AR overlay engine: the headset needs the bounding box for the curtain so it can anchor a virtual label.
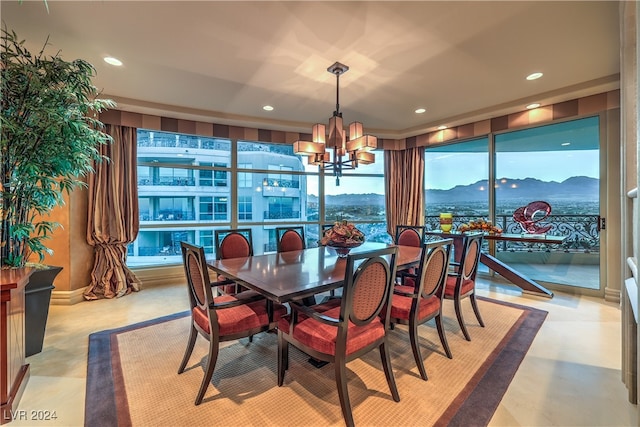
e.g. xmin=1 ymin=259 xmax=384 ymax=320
xmin=384 ymin=147 xmax=425 ymax=240
xmin=84 ymin=125 xmax=141 ymax=300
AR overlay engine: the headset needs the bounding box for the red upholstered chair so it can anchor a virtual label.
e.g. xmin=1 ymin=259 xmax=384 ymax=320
xmin=395 ymin=225 xmax=424 ymax=247
xmin=213 ymin=229 xmax=253 ymax=294
xmin=277 ymin=246 xmax=400 ymax=427
xmin=444 ymin=232 xmax=484 ymax=341
xmin=276 ymin=226 xmax=306 ymax=252
xmin=178 ymin=242 xmax=287 ymax=405
xmin=395 ymin=225 xmax=424 ymax=286
xmin=390 ymin=238 xmax=453 ymax=380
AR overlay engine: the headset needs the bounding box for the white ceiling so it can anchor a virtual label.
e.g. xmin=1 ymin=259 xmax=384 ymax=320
xmin=1 ymin=1 xmax=621 ymax=139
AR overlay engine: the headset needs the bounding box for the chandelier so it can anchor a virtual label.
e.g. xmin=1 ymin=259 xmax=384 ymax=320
xmin=293 ymin=62 xmax=377 ymax=185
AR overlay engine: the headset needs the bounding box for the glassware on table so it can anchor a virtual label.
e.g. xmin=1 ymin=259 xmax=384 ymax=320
xmin=439 ymin=212 xmax=453 ymax=232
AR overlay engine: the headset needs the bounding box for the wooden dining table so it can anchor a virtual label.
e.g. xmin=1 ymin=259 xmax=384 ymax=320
xmin=206 ymin=242 xmax=423 ymax=304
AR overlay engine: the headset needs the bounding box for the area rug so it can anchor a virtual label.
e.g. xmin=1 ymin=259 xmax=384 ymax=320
xmin=85 ymin=297 xmax=547 ymax=427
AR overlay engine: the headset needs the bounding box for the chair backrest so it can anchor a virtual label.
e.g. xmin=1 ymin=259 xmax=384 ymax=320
xmin=458 ymin=232 xmax=483 ymax=282
xmin=276 ymin=226 xmax=306 ymax=252
xmin=180 ymin=241 xmax=214 ymax=314
xmin=395 ymin=225 xmax=424 ymax=247
xmin=214 ymin=229 xmax=253 ymax=260
xmin=416 ymin=239 xmax=452 ymax=298
xmin=339 ymin=246 xmax=398 ymax=339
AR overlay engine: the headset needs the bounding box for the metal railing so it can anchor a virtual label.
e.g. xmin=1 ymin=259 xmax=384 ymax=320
xmin=425 ymin=214 xmax=600 ymax=253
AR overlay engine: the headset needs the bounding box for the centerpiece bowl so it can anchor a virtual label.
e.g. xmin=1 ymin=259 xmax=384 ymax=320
xmin=326 ymin=240 xmax=364 ymax=258
xmin=320 ymin=221 xmax=365 ymax=258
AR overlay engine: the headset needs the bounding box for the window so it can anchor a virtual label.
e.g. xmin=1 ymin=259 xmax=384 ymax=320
xmin=322 ymin=150 xmax=389 ymax=244
xmin=266 ymin=197 xmax=296 ymax=220
xmin=238 ymin=196 xmax=252 ymax=220
xmin=130 ymin=132 xmax=386 ymax=266
xmin=199 ymin=162 xmax=213 ymax=186
xmin=200 ymin=196 xmax=228 ymax=221
xmin=214 ymin=197 xmax=228 ymax=220
xmin=199 ymin=197 xmax=213 ymax=220
xmin=238 ymin=163 xmax=252 ymax=188
xmin=214 ymin=163 xmax=228 ymax=187
xmin=424 ymin=137 xmax=489 ymax=229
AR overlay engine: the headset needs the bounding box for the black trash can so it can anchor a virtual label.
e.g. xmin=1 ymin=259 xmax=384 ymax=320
xmin=25 ymin=266 xmax=62 ymax=357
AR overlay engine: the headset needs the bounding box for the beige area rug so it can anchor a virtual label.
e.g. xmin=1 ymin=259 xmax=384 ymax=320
xmin=85 ymin=297 xmax=547 ymax=427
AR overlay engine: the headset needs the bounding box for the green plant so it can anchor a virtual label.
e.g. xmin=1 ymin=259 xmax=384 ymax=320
xmin=1 ymin=28 xmax=115 ymax=267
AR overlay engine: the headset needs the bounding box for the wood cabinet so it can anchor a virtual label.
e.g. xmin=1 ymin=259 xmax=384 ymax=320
xmin=1 ymin=268 xmax=32 ymax=424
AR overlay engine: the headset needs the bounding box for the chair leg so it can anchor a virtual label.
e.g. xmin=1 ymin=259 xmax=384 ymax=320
xmin=435 ymin=314 xmax=453 ymax=359
xmin=470 ymin=293 xmax=485 ymax=327
xmin=408 ymin=322 xmax=427 ymax=380
xmin=178 ymin=325 xmax=198 ymax=374
xmin=195 ymin=338 xmax=219 ymax=406
xmin=454 ymin=297 xmax=471 ymax=341
xmin=335 ymin=361 xmax=355 ymax=427
xmin=277 ymin=331 xmax=288 ymax=386
xmin=379 ymin=341 xmax=400 ymax=402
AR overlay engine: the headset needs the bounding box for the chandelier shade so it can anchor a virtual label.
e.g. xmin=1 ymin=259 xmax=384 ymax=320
xmin=293 ymin=61 xmax=377 ymax=185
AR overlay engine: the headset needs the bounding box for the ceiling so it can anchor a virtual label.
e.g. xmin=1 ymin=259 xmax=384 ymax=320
xmin=1 ymin=1 xmax=621 ymax=139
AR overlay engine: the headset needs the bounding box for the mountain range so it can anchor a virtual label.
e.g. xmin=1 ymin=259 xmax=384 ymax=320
xmin=308 ymin=176 xmax=599 ymax=205
xmin=426 ymin=176 xmax=599 ymax=203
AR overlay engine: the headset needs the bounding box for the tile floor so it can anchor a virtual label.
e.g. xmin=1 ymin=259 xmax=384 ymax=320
xmin=8 ymin=278 xmax=639 ymax=426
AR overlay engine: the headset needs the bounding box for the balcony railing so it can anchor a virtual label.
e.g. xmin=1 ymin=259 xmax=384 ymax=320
xmin=262 ymin=178 xmax=300 ymax=189
xmin=140 ymin=210 xmax=196 ymax=221
xmin=138 ymin=177 xmax=196 ymax=186
xmin=263 ymin=210 xmax=301 ymax=220
xmin=425 ymin=214 xmax=600 ymax=254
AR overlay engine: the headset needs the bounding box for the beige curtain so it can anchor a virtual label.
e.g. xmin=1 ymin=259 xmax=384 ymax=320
xmin=84 ymin=125 xmax=141 ymax=300
xmin=384 ymin=148 xmax=425 ymax=239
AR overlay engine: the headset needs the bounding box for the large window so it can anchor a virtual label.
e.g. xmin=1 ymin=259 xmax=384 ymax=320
xmin=322 ymin=151 xmax=390 ymax=244
xmin=424 ymin=137 xmax=489 ymax=229
xmin=129 ymin=131 xmax=387 ymax=266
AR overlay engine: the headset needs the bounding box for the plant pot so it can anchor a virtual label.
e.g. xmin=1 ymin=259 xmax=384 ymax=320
xmin=25 ymin=265 xmax=62 ymax=357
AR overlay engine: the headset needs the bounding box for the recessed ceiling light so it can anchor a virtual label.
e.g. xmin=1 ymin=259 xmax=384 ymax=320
xmin=263 ymin=105 xmax=274 ymax=111
xmin=526 ymin=103 xmax=541 ymax=109
xmin=437 ymin=125 xmax=447 ymax=130
xmin=415 ymin=108 xmax=426 ymax=114
xmin=561 ymin=142 xmax=571 ymax=146
xmin=103 ymin=56 xmax=123 ymax=66
xmin=526 ymin=72 xmax=543 ymax=80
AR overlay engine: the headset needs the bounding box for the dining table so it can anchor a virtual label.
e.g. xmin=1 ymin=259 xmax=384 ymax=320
xmin=206 ymin=242 xmax=423 ymax=304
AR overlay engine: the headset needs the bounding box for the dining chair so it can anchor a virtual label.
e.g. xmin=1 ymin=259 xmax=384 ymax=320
xmin=276 ymin=226 xmax=306 ymax=252
xmin=394 ymin=225 xmax=425 ymax=286
xmin=390 ymin=238 xmax=453 ymax=380
xmin=277 ymin=246 xmax=400 ymax=427
xmin=213 ymin=228 xmax=254 ymax=294
xmin=444 ymin=232 xmax=484 ymax=341
xmin=395 ymin=225 xmax=424 ymax=247
xmin=178 ymin=242 xmax=287 ymax=405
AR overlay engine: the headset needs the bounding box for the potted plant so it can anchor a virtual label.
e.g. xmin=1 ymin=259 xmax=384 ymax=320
xmin=1 ymin=28 xmax=114 ymax=355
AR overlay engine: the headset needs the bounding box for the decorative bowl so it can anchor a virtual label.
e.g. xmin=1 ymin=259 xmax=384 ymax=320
xmin=326 ymin=241 xmax=364 ymax=258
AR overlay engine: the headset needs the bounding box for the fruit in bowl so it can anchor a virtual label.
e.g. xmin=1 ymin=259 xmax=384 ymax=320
xmin=457 ymin=218 xmax=502 ymax=234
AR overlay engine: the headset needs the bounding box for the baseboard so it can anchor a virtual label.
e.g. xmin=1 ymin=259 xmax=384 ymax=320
xmin=51 ymin=287 xmax=87 ymax=305
xmin=132 ymin=265 xmax=184 ymax=288
xmin=50 ymin=266 xmax=184 ymax=305
xmin=604 ymin=286 xmax=621 ymax=304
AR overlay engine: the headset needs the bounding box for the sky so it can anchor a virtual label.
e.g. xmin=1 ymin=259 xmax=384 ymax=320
xmin=425 ymin=150 xmax=599 ymax=190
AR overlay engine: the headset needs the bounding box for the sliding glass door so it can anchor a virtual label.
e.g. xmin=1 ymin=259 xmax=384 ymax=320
xmin=494 ymin=116 xmax=600 ymax=291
